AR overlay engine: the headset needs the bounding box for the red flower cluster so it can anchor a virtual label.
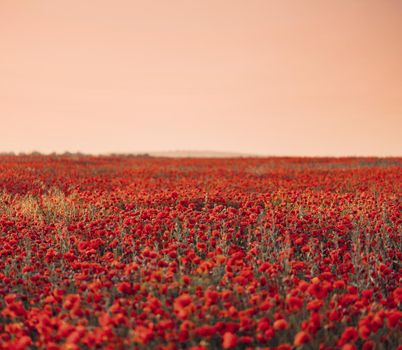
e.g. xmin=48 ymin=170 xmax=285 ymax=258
xmin=0 ymin=155 xmax=401 ymax=349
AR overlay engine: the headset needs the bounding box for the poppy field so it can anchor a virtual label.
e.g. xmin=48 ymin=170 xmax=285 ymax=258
xmin=0 ymin=155 xmax=401 ymax=350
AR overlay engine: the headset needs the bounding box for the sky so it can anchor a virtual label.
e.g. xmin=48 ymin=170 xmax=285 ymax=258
xmin=0 ymin=0 xmax=401 ymax=156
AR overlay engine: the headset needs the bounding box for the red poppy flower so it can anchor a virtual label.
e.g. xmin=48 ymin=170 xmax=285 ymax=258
xmin=294 ymin=331 xmax=311 ymax=346
xmin=222 ymin=332 xmax=237 ymax=349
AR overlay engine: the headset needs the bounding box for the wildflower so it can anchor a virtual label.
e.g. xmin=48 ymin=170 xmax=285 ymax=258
xmin=222 ymin=332 xmax=237 ymax=349
xmin=273 ymin=319 xmax=289 ymax=330
xmin=294 ymin=331 xmax=311 ymax=346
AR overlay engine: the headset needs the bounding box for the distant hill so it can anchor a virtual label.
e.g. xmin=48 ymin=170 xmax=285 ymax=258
xmin=148 ymin=151 xmax=257 ymax=158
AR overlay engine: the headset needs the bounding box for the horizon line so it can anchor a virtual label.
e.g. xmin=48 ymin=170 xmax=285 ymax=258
xmin=0 ymin=150 xmax=401 ymax=159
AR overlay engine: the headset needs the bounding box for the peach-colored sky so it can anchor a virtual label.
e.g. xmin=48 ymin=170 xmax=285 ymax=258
xmin=1 ymin=0 xmax=401 ymax=156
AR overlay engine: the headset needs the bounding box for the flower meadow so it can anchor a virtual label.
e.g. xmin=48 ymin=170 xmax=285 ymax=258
xmin=0 ymin=155 xmax=401 ymax=350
